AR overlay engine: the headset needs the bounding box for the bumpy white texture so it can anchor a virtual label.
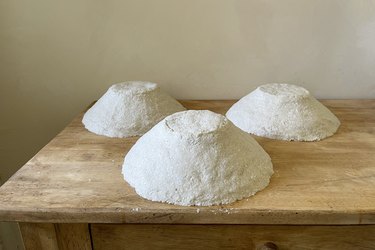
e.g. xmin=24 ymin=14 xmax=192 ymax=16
xmin=122 ymin=110 xmax=273 ymax=206
xmin=82 ymin=81 xmax=185 ymax=138
xmin=226 ymin=83 xmax=340 ymax=141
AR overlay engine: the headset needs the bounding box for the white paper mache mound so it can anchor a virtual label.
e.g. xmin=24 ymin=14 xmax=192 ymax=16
xmin=226 ymin=83 xmax=340 ymax=141
xmin=122 ymin=110 xmax=273 ymax=206
xmin=82 ymin=81 xmax=185 ymax=138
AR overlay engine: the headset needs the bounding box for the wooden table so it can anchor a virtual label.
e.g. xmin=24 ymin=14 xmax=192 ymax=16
xmin=0 ymin=100 xmax=375 ymax=250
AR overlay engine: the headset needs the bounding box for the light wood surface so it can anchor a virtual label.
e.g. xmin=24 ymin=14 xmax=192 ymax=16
xmin=0 ymin=100 xmax=374 ymax=224
xmin=19 ymin=223 xmax=92 ymax=250
xmin=19 ymin=223 xmax=59 ymax=250
xmin=91 ymin=224 xmax=375 ymax=250
xmin=54 ymin=224 xmax=92 ymax=250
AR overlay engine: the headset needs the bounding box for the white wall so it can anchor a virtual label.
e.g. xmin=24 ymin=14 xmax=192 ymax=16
xmin=1 ymin=0 xmax=375 ymax=102
xmin=1 ymin=0 xmax=375 ymax=249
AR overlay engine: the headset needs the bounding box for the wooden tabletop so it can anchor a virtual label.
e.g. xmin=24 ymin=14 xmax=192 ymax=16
xmin=0 ymin=100 xmax=374 ymax=225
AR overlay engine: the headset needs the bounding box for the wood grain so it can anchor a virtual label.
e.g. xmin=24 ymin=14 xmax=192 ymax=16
xmin=19 ymin=223 xmax=92 ymax=250
xmin=19 ymin=223 xmax=59 ymax=250
xmin=0 ymin=100 xmax=374 ymax=224
xmin=55 ymin=224 xmax=92 ymax=250
xmin=91 ymin=224 xmax=375 ymax=250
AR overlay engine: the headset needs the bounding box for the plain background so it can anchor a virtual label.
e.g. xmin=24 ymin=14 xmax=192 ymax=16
xmin=1 ymin=0 xmax=375 ymax=249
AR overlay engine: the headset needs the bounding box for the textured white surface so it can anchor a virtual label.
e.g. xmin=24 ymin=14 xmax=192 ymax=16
xmin=226 ymin=83 xmax=341 ymax=141
xmin=82 ymin=81 xmax=185 ymax=138
xmin=2 ymin=1 xmax=375 ymax=248
xmin=122 ymin=110 xmax=273 ymax=206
